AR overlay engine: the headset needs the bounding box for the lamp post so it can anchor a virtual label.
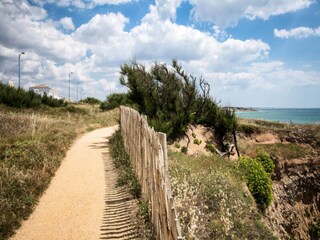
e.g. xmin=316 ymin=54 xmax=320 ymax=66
xmin=68 ymin=72 xmax=73 ymax=102
xmin=77 ymin=82 xmax=80 ymax=102
xmin=81 ymin=89 xmax=85 ymax=100
xmin=18 ymin=52 xmax=25 ymax=89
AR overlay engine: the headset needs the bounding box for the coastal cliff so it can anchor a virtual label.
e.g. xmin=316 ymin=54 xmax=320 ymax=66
xmin=238 ymin=120 xmax=320 ymax=239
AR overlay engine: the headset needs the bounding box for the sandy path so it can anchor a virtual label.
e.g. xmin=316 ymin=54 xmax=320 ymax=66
xmin=11 ymin=126 xmax=118 ymax=240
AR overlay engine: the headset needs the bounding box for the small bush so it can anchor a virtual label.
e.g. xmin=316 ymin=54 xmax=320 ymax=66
xmin=192 ymin=133 xmax=196 ymax=138
xmin=239 ymin=156 xmax=273 ymax=210
xmin=181 ymin=146 xmax=188 ymax=154
xmin=255 ymin=152 xmax=275 ymax=174
xmin=80 ymin=97 xmax=101 ymax=105
xmin=238 ymin=124 xmax=261 ymax=135
xmin=174 ymin=143 xmax=180 ymax=148
xmin=100 ymin=93 xmax=129 ymax=111
xmin=0 ymin=82 xmax=66 ymax=108
xmin=193 ymin=139 xmax=201 ymax=145
xmin=205 ymin=143 xmax=216 ymax=154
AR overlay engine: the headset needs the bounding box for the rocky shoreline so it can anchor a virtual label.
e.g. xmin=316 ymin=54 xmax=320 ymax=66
xmin=223 ymin=106 xmax=257 ymax=112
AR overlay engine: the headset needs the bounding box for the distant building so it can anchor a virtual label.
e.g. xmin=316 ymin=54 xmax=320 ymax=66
xmin=29 ymin=84 xmax=51 ymax=96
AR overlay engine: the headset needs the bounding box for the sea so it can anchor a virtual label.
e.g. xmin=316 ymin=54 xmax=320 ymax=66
xmin=236 ymin=108 xmax=320 ymax=124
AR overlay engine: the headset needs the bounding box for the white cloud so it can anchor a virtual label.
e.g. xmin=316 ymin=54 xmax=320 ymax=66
xmin=59 ymin=17 xmax=75 ymax=31
xmin=155 ymin=0 xmax=182 ymax=20
xmin=10 ymin=0 xmax=48 ymax=20
xmin=93 ymin=0 xmax=133 ymax=5
xmin=74 ymin=13 xmax=129 ymax=44
xmin=274 ymin=26 xmax=320 ymax=39
xmin=1 ymin=0 xmax=319 ymax=106
xmin=0 ymin=0 xmax=86 ymax=62
xmin=31 ymin=0 xmax=133 ymax=8
xmin=189 ymin=0 xmax=313 ymax=28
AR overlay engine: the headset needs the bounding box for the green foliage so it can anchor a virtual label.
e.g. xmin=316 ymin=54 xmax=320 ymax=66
xmin=215 ymin=108 xmax=238 ymax=142
xmin=80 ymin=97 xmax=101 ymax=105
xmin=0 ymin=82 xmax=66 ymax=108
xmin=239 ymin=156 xmax=273 ymax=210
xmin=193 ymin=139 xmax=201 ymax=145
xmin=109 ymin=130 xmax=141 ymax=198
xmin=174 ymin=143 xmax=180 ymax=148
xmin=100 ymin=93 xmax=129 ymax=111
xmin=181 ymin=146 xmax=188 ymax=154
xmin=256 ymin=143 xmax=307 ymax=160
xmin=198 ymin=103 xmax=239 ymax=147
xmin=119 ymin=60 xmax=211 ymax=140
xmin=309 ymin=218 xmax=320 ymax=240
xmin=255 ymin=152 xmax=275 ymax=174
xmin=169 ymin=151 xmax=277 ymax=239
xmin=192 ymin=133 xmax=196 ymax=138
xmin=238 ymin=124 xmax=261 ymax=135
xmin=205 ymin=143 xmax=216 ymax=154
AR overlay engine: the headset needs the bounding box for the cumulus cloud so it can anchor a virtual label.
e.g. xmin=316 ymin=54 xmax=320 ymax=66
xmin=0 ymin=0 xmax=86 ymax=62
xmin=1 ymin=0 xmax=319 ymax=105
xmin=189 ymin=0 xmax=313 ymax=28
xmin=31 ymin=0 xmax=133 ymax=8
xmin=74 ymin=13 xmax=129 ymax=44
xmin=155 ymin=0 xmax=182 ymax=20
xmin=59 ymin=17 xmax=75 ymax=31
xmin=274 ymin=26 xmax=320 ymax=39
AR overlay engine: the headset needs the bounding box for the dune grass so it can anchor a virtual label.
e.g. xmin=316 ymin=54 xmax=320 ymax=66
xmin=169 ymin=151 xmax=276 ymax=239
xmin=0 ymin=105 xmax=118 ymax=239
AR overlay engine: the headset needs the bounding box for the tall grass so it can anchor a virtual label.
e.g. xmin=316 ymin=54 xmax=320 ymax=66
xmin=0 ymin=106 xmax=118 ymax=239
xmin=169 ymin=151 xmax=276 ymax=239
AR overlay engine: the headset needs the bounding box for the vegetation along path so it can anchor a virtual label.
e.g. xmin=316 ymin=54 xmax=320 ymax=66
xmin=11 ymin=125 xmax=139 ymax=240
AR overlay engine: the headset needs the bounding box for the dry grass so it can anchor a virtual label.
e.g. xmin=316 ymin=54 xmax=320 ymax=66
xmin=0 ymin=105 xmax=119 ymax=239
xmin=169 ymin=151 xmax=276 ymax=239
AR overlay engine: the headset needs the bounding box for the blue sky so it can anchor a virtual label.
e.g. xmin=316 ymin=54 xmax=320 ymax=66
xmin=0 ymin=0 xmax=319 ymax=107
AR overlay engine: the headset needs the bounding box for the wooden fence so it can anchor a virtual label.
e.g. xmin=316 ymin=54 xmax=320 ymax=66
xmin=120 ymin=106 xmax=183 ymax=240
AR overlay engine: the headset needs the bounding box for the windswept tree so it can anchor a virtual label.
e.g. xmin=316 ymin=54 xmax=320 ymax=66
xmin=120 ymin=60 xmax=210 ymax=140
xmin=119 ymin=60 xmax=240 ymax=157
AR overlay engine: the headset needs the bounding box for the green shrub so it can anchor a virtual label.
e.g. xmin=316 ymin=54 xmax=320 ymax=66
xmin=174 ymin=143 xmax=180 ymax=148
xmin=109 ymin=130 xmax=141 ymax=198
xmin=80 ymin=97 xmax=101 ymax=105
xmin=309 ymin=218 xmax=320 ymax=240
xmin=193 ymin=139 xmax=201 ymax=145
xmin=192 ymin=133 xmax=196 ymax=138
xmin=0 ymin=82 xmax=66 ymax=108
xmin=205 ymin=143 xmax=216 ymax=154
xmin=120 ymin=60 xmax=211 ymax=140
xmin=181 ymin=146 xmax=188 ymax=154
xmin=239 ymin=124 xmax=260 ymax=135
xmin=100 ymin=93 xmax=129 ymax=111
xmin=239 ymin=156 xmax=272 ymax=210
xmin=255 ymin=152 xmax=275 ymax=174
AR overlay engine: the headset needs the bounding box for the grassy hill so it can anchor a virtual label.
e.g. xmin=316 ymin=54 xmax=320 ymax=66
xmin=0 ymin=103 xmax=118 ymax=239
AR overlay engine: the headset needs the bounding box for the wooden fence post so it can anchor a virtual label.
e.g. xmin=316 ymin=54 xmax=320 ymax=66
xmin=120 ymin=106 xmax=183 ymax=240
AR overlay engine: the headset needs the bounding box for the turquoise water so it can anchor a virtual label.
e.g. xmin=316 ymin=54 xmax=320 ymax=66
xmin=236 ymin=108 xmax=320 ymax=124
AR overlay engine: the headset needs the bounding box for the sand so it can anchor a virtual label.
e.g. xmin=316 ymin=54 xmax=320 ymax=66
xmin=11 ymin=126 xmax=118 ymax=240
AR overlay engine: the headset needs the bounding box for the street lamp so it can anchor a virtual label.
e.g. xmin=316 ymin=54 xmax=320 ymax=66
xmin=81 ymin=89 xmax=85 ymax=100
xmin=77 ymin=82 xmax=80 ymax=102
xmin=18 ymin=52 xmax=25 ymax=89
xmin=68 ymin=72 xmax=73 ymax=101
